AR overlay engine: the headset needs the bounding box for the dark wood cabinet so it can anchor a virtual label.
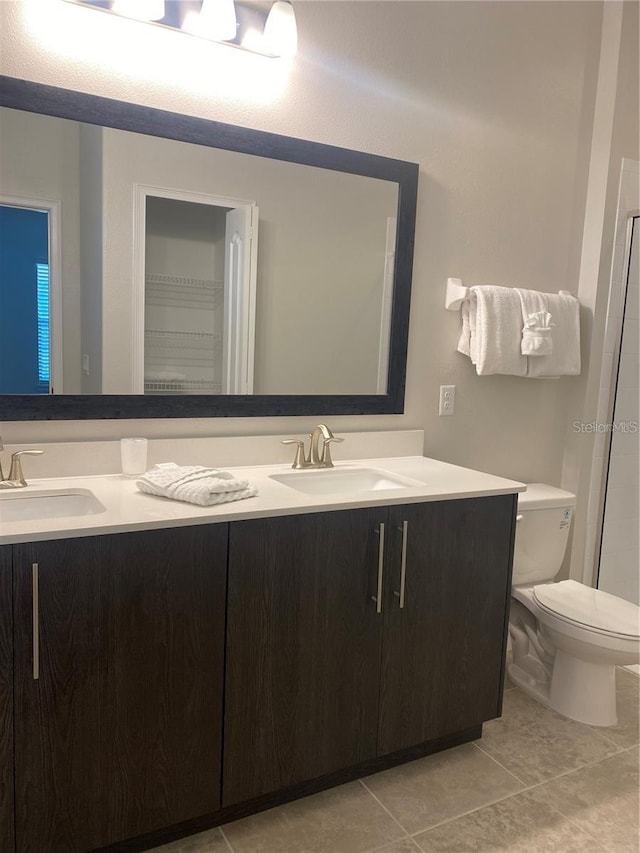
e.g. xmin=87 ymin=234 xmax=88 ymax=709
xmin=0 ymin=547 xmax=13 ymax=853
xmin=5 ymin=493 xmax=516 ymax=851
xmin=223 ymin=508 xmax=385 ymax=805
xmin=12 ymin=525 xmax=228 ymax=853
xmin=377 ymin=496 xmax=516 ymax=754
xmin=223 ymin=496 xmax=516 ymax=806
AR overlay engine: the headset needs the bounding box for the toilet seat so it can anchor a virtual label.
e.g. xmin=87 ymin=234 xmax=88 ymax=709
xmin=533 ymin=580 xmax=640 ymax=640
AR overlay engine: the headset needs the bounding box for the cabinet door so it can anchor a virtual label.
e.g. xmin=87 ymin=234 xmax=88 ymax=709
xmin=378 ymin=496 xmax=516 ymax=755
xmin=224 ymin=509 xmax=384 ymax=805
xmin=13 ymin=525 xmax=227 ymax=852
xmin=0 ymin=547 xmax=13 ymax=853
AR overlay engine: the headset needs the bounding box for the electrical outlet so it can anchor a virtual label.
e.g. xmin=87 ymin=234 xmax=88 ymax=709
xmin=438 ymin=384 xmax=455 ymax=416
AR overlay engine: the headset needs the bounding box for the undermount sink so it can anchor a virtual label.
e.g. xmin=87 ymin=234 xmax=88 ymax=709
xmin=0 ymin=488 xmax=107 ymax=523
xmin=270 ymin=467 xmax=422 ymax=496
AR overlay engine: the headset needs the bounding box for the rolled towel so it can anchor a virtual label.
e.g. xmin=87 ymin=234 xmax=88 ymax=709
xmin=137 ymin=463 xmax=258 ymax=507
xmin=522 ymin=310 xmax=554 ymax=357
xmin=515 ymin=289 xmax=555 ymax=357
xmin=526 ymin=291 xmax=581 ymax=377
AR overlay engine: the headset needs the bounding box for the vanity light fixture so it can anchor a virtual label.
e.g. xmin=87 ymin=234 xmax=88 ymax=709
xmin=262 ymin=1 xmax=297 ymax=58
xmin=183 ymin=0 xmax=237 ymax=43
xmin=111 ymin=0 xmax=165 ymax=21
xmin=64 ymin=0 xmax=298 ymax=57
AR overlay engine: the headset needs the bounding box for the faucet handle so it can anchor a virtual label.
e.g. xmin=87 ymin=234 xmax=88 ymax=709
xmin=282 ymin=439 xmax=309 ymax=469
xmin=8 ymin=449 xmax=44 ymax=487
xmin=320 ymin=436 xmax=344 ymax=468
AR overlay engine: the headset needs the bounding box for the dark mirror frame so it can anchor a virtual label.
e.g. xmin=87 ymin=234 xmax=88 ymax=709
xmin=0 ymin=75 xmax=418 ymax=420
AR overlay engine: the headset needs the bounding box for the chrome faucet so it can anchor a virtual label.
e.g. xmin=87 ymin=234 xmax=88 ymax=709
xmin=282 ymin=424 xmax=344 ymax=469
xmin=0 ymin=435 xmax=44 ymax=488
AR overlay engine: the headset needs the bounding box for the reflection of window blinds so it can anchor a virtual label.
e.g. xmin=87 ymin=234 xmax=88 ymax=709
xmin=36 ymin=263 xmax=50 ymax=384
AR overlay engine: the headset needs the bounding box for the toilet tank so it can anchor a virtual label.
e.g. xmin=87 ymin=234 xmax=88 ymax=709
xmin=512 ymin=483 xmax=577 ymax=585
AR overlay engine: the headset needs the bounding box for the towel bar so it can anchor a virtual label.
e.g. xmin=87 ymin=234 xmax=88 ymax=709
xmin=445 ymin=277 xmax=576 ymax=311
xmin=445 ymin=278 xmax=473 ymax=310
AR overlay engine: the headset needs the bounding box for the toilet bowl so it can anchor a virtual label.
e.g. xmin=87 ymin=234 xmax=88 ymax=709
xmin=508 ymin=483 xmax=640 ymax=727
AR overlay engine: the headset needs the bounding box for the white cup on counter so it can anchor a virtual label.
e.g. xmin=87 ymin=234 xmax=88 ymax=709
xmin=120 ymin=437 xmax=148 ymax=477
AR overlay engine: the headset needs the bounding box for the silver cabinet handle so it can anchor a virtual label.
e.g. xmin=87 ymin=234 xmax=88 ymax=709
xmin=32 ymin=563 xmax=39 ymax=680
xmin=394 ymin=520 xmax=408 ymax=609
xmin=371 ymin=522 xmax=385 ymax=613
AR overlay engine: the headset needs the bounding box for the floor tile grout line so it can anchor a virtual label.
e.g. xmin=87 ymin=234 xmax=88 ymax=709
xmin=362 ymin=834 xmax=418 ymax=853
xmin=507 ymin=741 xmax=630 ymax=794
xmin=534 ymin=795 xmax=610 ymax=851
xmin=212 ymin=740 xmax=636 ymax=853
xmin=358 ymin=777 xmax=413 ymax=839
xmin=400 ymin=742 xmax=634 ymax=842
xmin=473 ymin=730 xmax=629 ymax=791
xmin=400 ymin=784 xmax=541 ymax=841
xmin=218 ymin=825 xmax=235 ymax=853
xmin=405 ymin=791 xmax=611 ymax=853
xmin=589 ymin=724 xmax=633 ymax=751
xmin=470 ymin=740 xmax=528 ymax=786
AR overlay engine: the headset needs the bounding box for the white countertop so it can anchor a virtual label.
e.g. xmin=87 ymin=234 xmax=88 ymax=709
xmin=0 ymin=455 xmax=526 ymax=545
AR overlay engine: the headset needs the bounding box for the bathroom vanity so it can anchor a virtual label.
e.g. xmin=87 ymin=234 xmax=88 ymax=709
xmin=0 ymin=447 xmax=524 ymax=853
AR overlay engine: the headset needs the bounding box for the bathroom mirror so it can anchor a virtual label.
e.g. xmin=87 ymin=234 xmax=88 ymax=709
xmin=0 ymin=76 xmax=418 ymax=419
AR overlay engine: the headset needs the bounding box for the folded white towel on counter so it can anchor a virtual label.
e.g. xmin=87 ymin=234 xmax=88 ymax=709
xmin=137 ymin=463 xmax=258 ymax=507
xmin=515 ymin=288 xmax=555 ymax=357
xmin=526 ymin=291 xmax=581 ymax=377
xmin=457 ymin=285 xmax=528 ymax=376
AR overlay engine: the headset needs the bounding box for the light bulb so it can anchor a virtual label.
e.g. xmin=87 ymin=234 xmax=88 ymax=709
xmin=262 ymin=1 xmax=297 ymax=57
xmin=111 ymin=0 xmax=165 ymax=22
xmin=182 ymin=0 xmax=237 ymax=42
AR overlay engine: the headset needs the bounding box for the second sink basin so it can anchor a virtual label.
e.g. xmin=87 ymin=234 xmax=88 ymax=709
xmin=270 ymin=467 xmax=422 ymax=495
xmin=0 ymin=488 xmax=107 ymax=523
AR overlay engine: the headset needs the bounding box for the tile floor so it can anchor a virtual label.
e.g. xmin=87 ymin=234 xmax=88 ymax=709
xmin=154 ymin=668 xmax=639 ymax=853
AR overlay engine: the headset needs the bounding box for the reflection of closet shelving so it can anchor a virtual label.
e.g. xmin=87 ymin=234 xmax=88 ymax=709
xmin=145 ymin=329 xmax=223 ymax=370
xmin=145 ymin=329 xmax=221 ymax=346
xmin=144 ymin=274 xmax=224 ymax=393
xmin=143 ymin=197 xmax=228 ymax=396
xmin=145 ymin=273 xmax=223 ymax=307
xmin=144 ymin=378 xmax=223 ymax=394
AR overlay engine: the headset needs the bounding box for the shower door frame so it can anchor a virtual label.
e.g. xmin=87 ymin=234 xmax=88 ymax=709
xmin=583 ymin=157 xmax=640 ymax=592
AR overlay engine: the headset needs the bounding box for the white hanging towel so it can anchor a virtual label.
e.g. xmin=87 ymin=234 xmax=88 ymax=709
xmin=457 ymin=300 xmax=472 ymax=357
xmin=515 ymin=288 xmax=554 ymax=357
xmin=457 ymin=285 xmax=528 ymax=376
xmin=525 ymin=291 xmax=581 ymax=377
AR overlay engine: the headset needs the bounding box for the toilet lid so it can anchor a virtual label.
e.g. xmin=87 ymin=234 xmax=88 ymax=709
xmin=533 ymin=580 xmax=640 ymax=638
xmin=518 ymin=483 xmax=576 ymax=511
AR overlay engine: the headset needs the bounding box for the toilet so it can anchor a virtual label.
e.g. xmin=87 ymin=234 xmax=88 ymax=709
xmin=508 ymin=483 xmax=640 ymax=727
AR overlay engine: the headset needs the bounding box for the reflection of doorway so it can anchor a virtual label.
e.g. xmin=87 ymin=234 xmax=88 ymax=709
xmin=0 ymin=198 xmax=61 ymax=394
xmin=132 ymin=185 xmax=258 ymax=395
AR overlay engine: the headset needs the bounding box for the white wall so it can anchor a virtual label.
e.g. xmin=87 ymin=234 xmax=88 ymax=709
xmin=79 ymin=122 xmax=103 ymax=394
xmin=0 ymin=1 xmax=605 ymax=492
